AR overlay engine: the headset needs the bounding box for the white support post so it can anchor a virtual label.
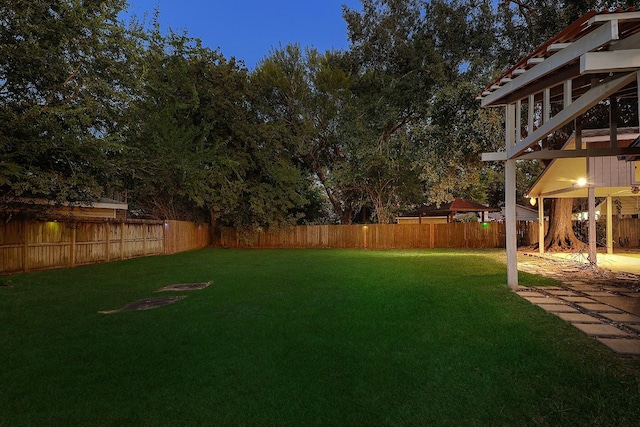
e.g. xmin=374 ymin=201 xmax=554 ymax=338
xmin=587 ymin=158 xmax=597 ymax=265
xmin=538 ymin=196 xmax=545 ymax=254
xmin=606 ymin=196 xmax=613 ymax=255
xmin=564 ymin=79 xmax=573 ymax=107
xmin=516 ymin=100 xmax=522 ymax=142
xmin=528 ymin=94 xmax=535 ymax=136
xmin=543 ymin=88 xmax=551 ymax=123
xmin=505 ymin=103 xmax=518 ymax=289
xmin=637 ymin=72 xmax=640 ymax=126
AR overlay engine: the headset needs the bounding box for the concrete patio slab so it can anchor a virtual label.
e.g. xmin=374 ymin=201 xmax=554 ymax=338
xmin=577 ymin=303 xmax=623 ymax=313
xmin=538 ymin=304 xmax=579 ymax=313
xmin=544 ymin=289 xmax=578 ymax=296
xmin=600 ymin=313 xmax=640 ymax=324
xmin=572 ymin=323 xmax=630 ymax=337
xmin=583 ymin=291 xmax=616 ymax=297
xmin=556 ymin=312 xmax=602 ymax=323
xmin=524 ymin=296 xmax=563 ymax=305
xmin=596 ymin=338 xmax=640 ymax=355
xmin=592 ymin=297 xmax=640 ymax=316
xmin=561 ymin=296 xmax=595 ymax=303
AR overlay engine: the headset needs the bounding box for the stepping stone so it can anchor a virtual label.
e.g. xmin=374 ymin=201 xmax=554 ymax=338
xmin=577 ymin=303 xmax=623 ymax=313
xmin=623 ymin=293 xmax=640 ymax=298
xmin=545 ymin=289 xmax=577 ymax=296
xmin=516 ymin=291 xmax=544 ymax=298
xmin=556 ymin=312 xmax=602 ymax=323
xmin=572 ymin=323 xmax=630 ymax=337
xmin=99 ymin=296 xmax=186 ymax=314
xmin=596 ymin=338 xmax=640 ymax=355
xmin=561 ymin=296 xmax=595 ymax=303
xmin=603 ymin=287 xmax=633 ymax=293
xmin=524 ymin=296 xmax=563 ymax=305
xmin=600 ymin=313 xmax=640 ymax=324
xmin=158 ymin=281 xmax=212 ymax=292
xmin=583 ymin=291 xmax=613 ymax=297
xmin=538 ymin=304 xmax=579 ymax=313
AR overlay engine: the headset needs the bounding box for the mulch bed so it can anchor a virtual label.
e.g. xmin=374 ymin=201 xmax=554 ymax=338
xmin=519 ymin=252 xmax=640 ymax=291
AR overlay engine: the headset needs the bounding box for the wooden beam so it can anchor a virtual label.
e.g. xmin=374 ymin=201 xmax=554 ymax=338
xmin=507 ymin=72 xmax=638 ymax=159
xmin=580 ymin=50 xmax=640 ymax=74
xmin=548 ymin=43 xmax=573 ymax=52
xmin=481 ymin=20 xmax=619 ymax=107
xmin=516 ymin=147 xmax=640 ymax=160
xmin=481 ymin=151 xmax=507 ymax=161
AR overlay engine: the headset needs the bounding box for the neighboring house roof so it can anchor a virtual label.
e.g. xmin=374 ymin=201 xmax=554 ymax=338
xmin=5 ymin=197 xmax=128 ymax=219
xmin=596 ymin=196 xmax=640 ymax=215
xmin=488 ymin=205 xmax=545 ymax=222
xmin=527 ymin=127 xmax=640 ymax=199
xmin=402 ymin=198 xmax=499 ymax=217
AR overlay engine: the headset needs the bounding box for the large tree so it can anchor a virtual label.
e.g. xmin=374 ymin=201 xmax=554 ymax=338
xmin=251 ymin=45 xmax=366 ymax=224
xmin=0 ymin=0 xmax=139 ymax=214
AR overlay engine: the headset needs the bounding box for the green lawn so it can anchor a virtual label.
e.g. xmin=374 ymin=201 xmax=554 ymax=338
xmin=1 ymin=249 xmax=639 ymax=426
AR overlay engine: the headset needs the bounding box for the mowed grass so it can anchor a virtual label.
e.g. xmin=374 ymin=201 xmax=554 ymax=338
xmin=1 ymin=249 xmax=640 ymax=426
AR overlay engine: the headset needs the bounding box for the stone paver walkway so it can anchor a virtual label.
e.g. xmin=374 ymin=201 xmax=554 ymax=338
xmin=517 ymin=253 xmax=640 ymax=356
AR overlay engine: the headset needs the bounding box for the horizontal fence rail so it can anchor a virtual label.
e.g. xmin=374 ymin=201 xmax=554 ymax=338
xmin=217 ymin=223 xmax=508 ymax=249
xmin=0 ymin=219 xmax=210 ymax=274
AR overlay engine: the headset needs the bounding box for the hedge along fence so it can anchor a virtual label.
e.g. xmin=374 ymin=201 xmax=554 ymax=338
xmin=216 ymin=222 xmax=508 ymax=249
xmin=0 ymin=219 xmax=210 ymax=274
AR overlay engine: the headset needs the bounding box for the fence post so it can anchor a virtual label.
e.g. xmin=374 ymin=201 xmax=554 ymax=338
xmin=105 ymin=222 xmax=110 ymax=262
xmin=120 ymin=222 xmax=125 ymax=260
xmin=22 ymin=221 xmax=29 ymax=272
xmin=70 ymin=223 xmax=77 ymax=268
xmin=429 ymin=223 xmax=435 ymax=249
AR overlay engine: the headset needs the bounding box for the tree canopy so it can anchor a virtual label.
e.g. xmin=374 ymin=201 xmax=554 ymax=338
xmin=2 ymin=0 xmax=633 ymax=227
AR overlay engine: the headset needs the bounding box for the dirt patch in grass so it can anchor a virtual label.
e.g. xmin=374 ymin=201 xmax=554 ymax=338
xmin=158 ymin=281 xmax=211 ymax=292
xmin=99 ymin=296 xmax=186 ymax=314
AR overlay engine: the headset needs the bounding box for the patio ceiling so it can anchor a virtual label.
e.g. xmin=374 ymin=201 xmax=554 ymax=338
xmin=527 ymin=127 xmax=640 ymax=198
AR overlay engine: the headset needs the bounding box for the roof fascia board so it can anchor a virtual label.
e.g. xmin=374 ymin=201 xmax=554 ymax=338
xmin=481 ymin=20 xmax=619 ymax=107
xmin=580 ymin=50 xmax=640 ymax=74
xmin=507 ymin=72 xmax=638 ymax=159
xmin=588 ymin=11 xmax=640 ymax=24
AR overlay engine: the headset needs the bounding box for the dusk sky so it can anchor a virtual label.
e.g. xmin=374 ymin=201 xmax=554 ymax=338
xmin=123 ymin=1 xmax=363 ymax=69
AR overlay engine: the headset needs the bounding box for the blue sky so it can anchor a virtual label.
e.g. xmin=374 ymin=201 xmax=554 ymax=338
xmin=123 ymin=1 xmax=363 ymax=69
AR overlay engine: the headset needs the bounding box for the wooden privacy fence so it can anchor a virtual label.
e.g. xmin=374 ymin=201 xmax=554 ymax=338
xmin=613 ymin=218 xmax=640 ymax=248
xmin=217 ymin=222 xmax=508 ymax=249
xmin=0 ymin=219 xmax=210 ymax=274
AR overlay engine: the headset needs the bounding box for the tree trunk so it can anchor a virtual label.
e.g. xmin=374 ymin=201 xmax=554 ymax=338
xmin=544 ymin=198 xmax=585 ymax=251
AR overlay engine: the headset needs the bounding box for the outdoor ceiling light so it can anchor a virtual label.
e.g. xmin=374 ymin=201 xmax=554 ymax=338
xmin=576 ymin=177 xmax=587 ymax=187
xmin=529 ymin=197 xmax=537 ymax=206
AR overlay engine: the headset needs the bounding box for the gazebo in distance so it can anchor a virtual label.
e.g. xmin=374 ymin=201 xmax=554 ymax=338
xmin=396 ymin=198 xmax=499 ymax=224
xmin=478 ymin=9 xmax=640 ymax=288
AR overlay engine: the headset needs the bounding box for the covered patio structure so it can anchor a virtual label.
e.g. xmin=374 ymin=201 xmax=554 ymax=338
xmin=478 ymin=9 xmax=640 ymax=288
